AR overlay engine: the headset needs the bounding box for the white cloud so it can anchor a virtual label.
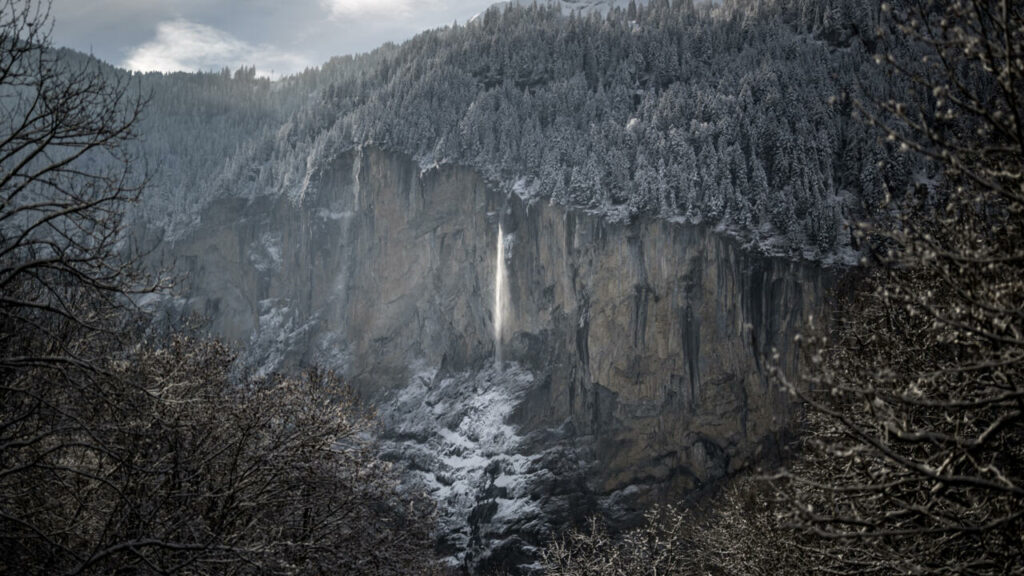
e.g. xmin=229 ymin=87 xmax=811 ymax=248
xmin=123 ymin=19 xmax=310 ymax=78
xmin=320 ymin=0 xmax=416 ymax=18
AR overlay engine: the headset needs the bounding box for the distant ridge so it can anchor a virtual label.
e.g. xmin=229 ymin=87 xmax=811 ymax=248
xmin=472 ymin=0 xmax=647 ymax=22
xmin=524 ymin=0 xmax=641 ymax=16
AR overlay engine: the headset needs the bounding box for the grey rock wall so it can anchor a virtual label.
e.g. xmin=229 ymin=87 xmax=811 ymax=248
xmin=150 ymin=146 xmax=830 ymax=572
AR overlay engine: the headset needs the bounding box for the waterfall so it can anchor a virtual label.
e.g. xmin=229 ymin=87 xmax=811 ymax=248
xmin=495 ymin=224 xmax=505 ymax=371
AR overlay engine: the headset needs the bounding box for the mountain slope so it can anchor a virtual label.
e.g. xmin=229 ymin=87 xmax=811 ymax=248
xmin=139 ymin=0 xmax=909 ymax=262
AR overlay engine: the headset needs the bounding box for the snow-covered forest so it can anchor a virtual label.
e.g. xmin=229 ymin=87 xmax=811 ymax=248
xmin=134 ymin=0 xmax=918 ymax=260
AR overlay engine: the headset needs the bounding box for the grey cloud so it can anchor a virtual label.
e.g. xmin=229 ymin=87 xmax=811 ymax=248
xmin=51 ymin=0 xmax=499 ymax=76
xmin=123 ymin=19 xmax=310 ymax=78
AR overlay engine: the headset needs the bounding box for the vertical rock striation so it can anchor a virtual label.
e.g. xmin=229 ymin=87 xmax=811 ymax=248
xmin=152 ymin=147 xmax=830 ymax=572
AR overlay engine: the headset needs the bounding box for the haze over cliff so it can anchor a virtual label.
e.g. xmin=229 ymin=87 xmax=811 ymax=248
xmin=142 ymin=144 xmax=826 ymax=571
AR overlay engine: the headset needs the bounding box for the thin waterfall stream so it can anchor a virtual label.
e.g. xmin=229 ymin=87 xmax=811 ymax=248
xmin=495 ymin=224 xmax=505 ymax=371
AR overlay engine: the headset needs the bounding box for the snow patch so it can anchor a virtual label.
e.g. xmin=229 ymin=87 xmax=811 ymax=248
xmin=511 ymin=177 xmax=542 ymax=203
xmin=243 ymin=298 xmax=318 ymax=378
xmin=315 ymin=207 xmax=354 ymax=221
xmin=249 ymin=232 xmax=283 ymax=272
xmin=378 ymin=363 xmax=545 ymax=569
xmin=502 ymin=231 xmax=516 ymax=264
xmin=414 ymin=153 xmax=442 ymax=175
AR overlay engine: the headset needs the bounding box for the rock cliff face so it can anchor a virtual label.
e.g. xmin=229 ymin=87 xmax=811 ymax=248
xmin=152 ymin=147 xmax=829 ymax=573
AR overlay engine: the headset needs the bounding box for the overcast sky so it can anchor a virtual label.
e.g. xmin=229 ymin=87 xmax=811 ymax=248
xmin=50 ymin=0 xmax=498 ymax=78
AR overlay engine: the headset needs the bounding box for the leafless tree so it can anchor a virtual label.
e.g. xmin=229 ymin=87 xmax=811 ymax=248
xmin=541 ymin=476 xmax=826 ymax=576
xmin=771 ymin=1 xmax=1024 ymax=573
xmin=1 ymin=3 xmax=441 ymax=573
xmin=2 ymin=334 xmax=440 ymax=575
xmin=0 ymin=0 xmax=152 ymax=372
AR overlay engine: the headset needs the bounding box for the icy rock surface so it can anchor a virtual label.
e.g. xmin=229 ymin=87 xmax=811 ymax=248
xmin=378 ymin=363 xmax=570 ymax=572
